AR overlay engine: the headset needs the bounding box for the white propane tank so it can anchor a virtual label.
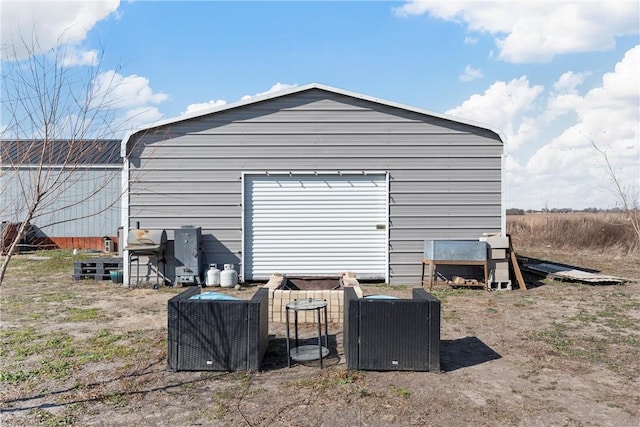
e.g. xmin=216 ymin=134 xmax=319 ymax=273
xmin=206 ymin=264 xmax=221 ymax=287
xmin=220 ymin=264 xmax=238 ymax=288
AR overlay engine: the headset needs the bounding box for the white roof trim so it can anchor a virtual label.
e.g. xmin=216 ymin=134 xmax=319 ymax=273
xmin=121 ymin=82 xmax=506 ymax=154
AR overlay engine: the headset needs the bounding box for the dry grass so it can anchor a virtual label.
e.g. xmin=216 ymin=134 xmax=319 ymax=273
xmin=508 ymin=212 xmax=638 ymax=255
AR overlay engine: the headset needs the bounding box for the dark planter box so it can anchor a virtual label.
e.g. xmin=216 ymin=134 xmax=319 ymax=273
xmin=344 ymin=287 xmax=440 ymax=371
xmin=167 ymin=287 xmax=269 ymax=371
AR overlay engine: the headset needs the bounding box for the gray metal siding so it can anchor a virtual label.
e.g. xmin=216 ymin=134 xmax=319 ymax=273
xmin=1 ymin=167 xmax=121 ymax=238
xmin=127 ymin=89 xmax=502 ymax=285
xmin=2 ymin=139 xmax=121 ymax=165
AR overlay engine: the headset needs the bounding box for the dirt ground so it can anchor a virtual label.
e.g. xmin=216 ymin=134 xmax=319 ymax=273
xmin=1 ymin=250 xmax=639 ymax=426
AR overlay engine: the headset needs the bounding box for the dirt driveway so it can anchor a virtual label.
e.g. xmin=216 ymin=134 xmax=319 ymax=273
xmin=1 ymin=252 xmax=639 ymax=426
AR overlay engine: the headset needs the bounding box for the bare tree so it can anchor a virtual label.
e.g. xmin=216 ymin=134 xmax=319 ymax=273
xmin=0 ymin=35 xmax=124 ymax=284
xmin=592 ymin=141 xmax=640 ymax=249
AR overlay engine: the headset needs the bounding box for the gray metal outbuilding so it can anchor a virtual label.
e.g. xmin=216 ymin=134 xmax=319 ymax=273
xmin=121 ymin=83 xmax=505 ymax=285
xmin=1 ymin=139 xmax=122 ymax=251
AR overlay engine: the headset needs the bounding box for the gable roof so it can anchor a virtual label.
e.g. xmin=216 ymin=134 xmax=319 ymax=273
xmin=122 ymin=83 xmax=506 ymax=153
xmin=1 ymin=139 xmax=121 ymax=166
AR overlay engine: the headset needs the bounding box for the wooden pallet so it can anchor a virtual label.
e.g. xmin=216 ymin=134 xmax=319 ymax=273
xmin=73 ymin=258 xmax=123 ymax=281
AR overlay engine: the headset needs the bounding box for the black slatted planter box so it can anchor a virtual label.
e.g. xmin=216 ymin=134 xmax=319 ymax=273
xmin=167 ymin=287 xmax=269 ymax=371
xmin=344 ymin=287 xmax=440 ymax=372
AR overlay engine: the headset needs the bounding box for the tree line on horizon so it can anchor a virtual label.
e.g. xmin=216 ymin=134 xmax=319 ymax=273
xmin=506 ymin=207 xmax=633 ymax=215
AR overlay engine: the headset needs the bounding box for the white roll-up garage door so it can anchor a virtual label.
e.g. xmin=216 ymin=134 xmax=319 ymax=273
xmin=243 ymin=173 xmax=388 ymax=281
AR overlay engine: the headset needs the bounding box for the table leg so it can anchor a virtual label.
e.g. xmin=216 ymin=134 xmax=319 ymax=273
xmin=428 ymin=261 xmax=435 ymax=291
xmin=323 ymin=304 xmax=328 ymax=349
xmin=483 ymin=261 xmax=489 ymax=292
xmin=316 ymin=307 xmax=323 ymax=368
xmin=294 ymin=310 xmax=299 ymax=349
xmin=285 ymin=306 xmax=291 ymax=368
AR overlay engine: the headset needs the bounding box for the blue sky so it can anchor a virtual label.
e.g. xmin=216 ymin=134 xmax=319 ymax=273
xmin=1 ymin=1 xmax=639 ymax=210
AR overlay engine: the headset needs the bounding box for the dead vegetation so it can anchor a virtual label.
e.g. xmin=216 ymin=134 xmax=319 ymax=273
xmin=508 ymin=212 xmax=639 ymax=255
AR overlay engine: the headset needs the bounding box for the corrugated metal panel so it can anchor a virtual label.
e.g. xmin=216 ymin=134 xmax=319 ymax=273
xmin=140 ymin=134 xmax=493 ymax=148
xmin=142 ymin=145 xmax=497 ymax=159
xmin=1 ymin=139 xmax=121 ymax=165
xmin=129 ymin=158 xmax=501 ymax=171
xmin=1 ymin=139 xmax=122 ymax=243
xmin=243 ymin=174 xmax=387 ymax=281
xmin=1 ymin=168 xmax=121 ymax=237
xmin=127 ymin=88 xmax=504 ymax=285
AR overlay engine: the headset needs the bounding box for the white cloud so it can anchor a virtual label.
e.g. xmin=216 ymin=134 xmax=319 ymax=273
xmin=459 ymin=64 xmax=483 ymax=82
xmin=180 ymin=82 xmax=298 ymax=116
xmin=87 ymin=70 xmax=168 ymax=136
xmin=179 ymin=82 xmax=297 ymax=118
xmin=446 ymin=77 xmax=544 ymax=151
xmin=240 ymin=82 xmax=298 ymax=101
xmin=60 ymin=48 xmax=100 ymax=67
xmin=394 ymin=1 xmax=639 ymax=63
xmin=464 ymin=36 xmax=478 ymax=45
xmin=118 ymin=106 xmax=164 ymax=134
xmin=92 ymin=70 xmax=168 ymax=109
xmin=182 ymin=100 xmax=227 ymax=116
xmin=447 ymin=45 xmax=639 ymax=208
xmin=553 ymin=71 xmax=590 ymax=93
xmin=530 ymin=45 xmax=640 ymax=176
xmin=1 ymin=0 xmax=120 ymax=63
xmin=520 ymin=46 xmax=638 ymax=209
xmin=536 ymin=71 xmax=591 ymax=123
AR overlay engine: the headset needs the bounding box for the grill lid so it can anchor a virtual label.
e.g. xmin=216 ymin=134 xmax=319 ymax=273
xmin=126 ymin=229 xmax=167 ymax=252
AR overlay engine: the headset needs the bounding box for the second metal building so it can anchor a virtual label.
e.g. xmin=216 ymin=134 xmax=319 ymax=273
xmin=121 ymin=83 xmax=505 ymax=285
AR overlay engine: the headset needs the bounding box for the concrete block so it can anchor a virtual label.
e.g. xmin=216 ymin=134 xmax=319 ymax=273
xmin=487 ymin=235 xmax=509 ymax=249
xmin=490 ymin=269 xmax=510 ymax=282
xmin=489 ymin=281 xmax=512 ymax=291
xmin=490 ymin=248 xmax=507 ymax=259
xmin=489 ymin=260 xmax=509 ymax=270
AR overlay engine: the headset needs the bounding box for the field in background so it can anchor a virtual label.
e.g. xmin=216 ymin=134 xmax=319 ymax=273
xmin=508 ymin=212 xmax=639 ymax=280
xmin=508 ymin=212 xmax=637 ymax=253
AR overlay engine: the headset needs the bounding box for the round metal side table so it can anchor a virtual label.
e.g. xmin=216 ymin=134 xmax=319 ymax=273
xmin=285 ymin=298 xmax=329 ymax=368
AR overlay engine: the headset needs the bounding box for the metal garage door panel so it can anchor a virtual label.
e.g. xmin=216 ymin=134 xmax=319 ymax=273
xmin=244 ymin=174 xmax=388 ymax=281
